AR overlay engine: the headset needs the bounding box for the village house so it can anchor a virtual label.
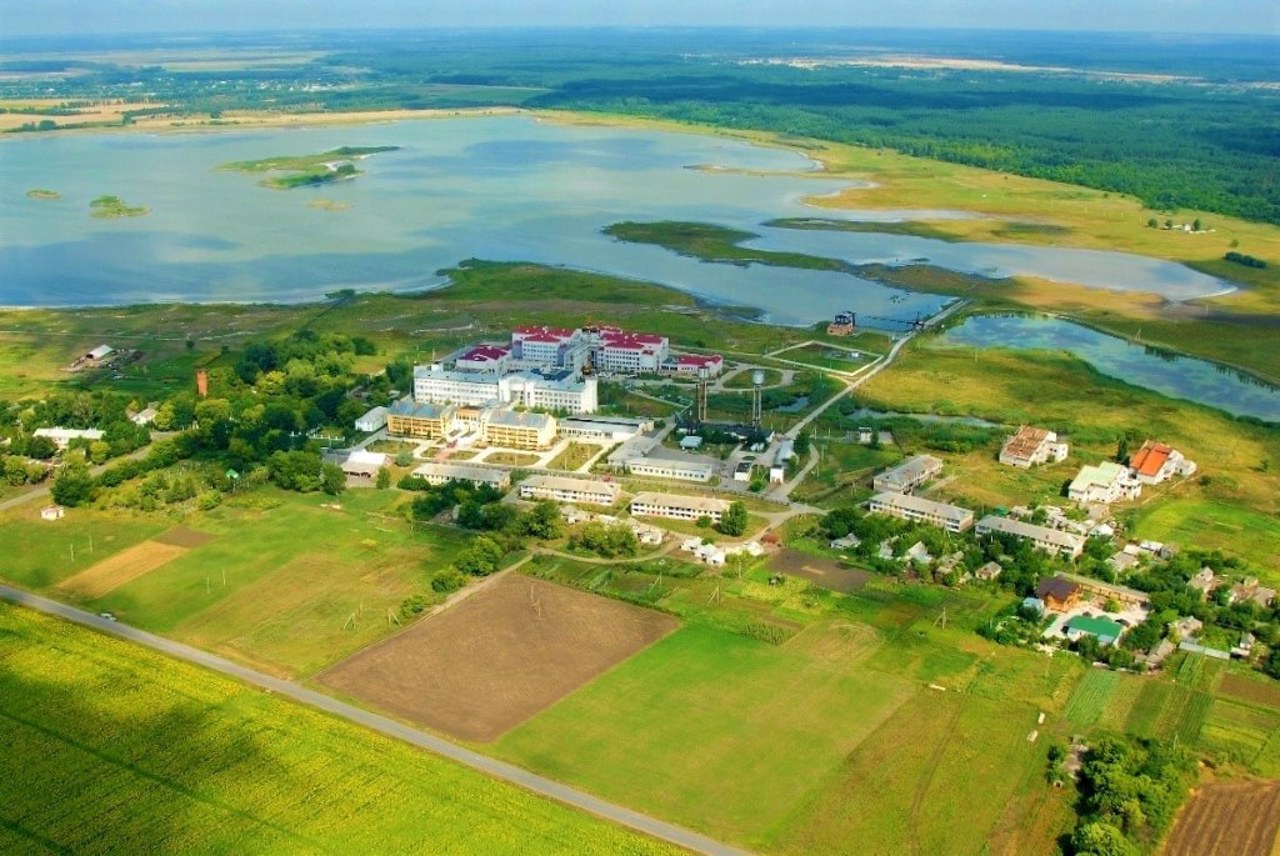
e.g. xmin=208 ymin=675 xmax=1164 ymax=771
xmin=340 ymin=450 xmax=386 ymax=479
xmin=354 ymin=405 xmax=388 ymax=433
xmin=1187 ymin=567 xmax=1220 ymax=599
xmin=1034 ymin=576 xmax=1082 ymax=612
xmin=1064 ymin=615 xmax=1125 ymax=646
xmin=1129 ymin=440 xmax=1196 ymax=485
xmin=40 ymin=505 xmax=65 ymax=521
xmin=974 ymin=561 xmax=1003 ymax=582
xmin=1063 ymin=573 xmax=1149 ymax=610
xmin=1228 ymin=578 xmax=1277 ymax=609
xmin=1067 ymin=461 xmax=1141 ymax=505
xmin=998 ymin=426 xmax=1069 ymax=468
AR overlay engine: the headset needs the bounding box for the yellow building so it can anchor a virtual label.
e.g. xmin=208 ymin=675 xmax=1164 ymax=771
xmin=386 ymin=400 xmax=455 ymax=439
xmin=484 ymin=408 xmax=557 ymax=450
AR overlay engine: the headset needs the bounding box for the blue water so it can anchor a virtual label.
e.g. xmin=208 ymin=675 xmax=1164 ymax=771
xmin=940 ymin=315 xmax=1279 ymax=422
xmin=0 ymin=115 xmax=1228 ymax=325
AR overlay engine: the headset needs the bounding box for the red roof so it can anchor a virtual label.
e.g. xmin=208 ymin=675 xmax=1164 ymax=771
xmin=678 ymin=354 xmax=723 ymax=367
xmin=1130 ymin=441 xmax=1172 ymax=477
xmin=523 ymin=334 xmax=563 ymax=344
xmin=461 ymin=346 xmax=509 ymax=362
xmin=602 ymin=330 xmax=665 ymax=345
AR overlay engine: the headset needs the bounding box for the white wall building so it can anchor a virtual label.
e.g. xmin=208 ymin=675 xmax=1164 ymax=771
xmin=999 ymin=426 xmax=1069 ymax=468
xmin=872 ymin=455 xmax=943 ymax=494
xmin=868 ymin=492 xmax=974 ymax=533
xmin=630 ymin=491 xmax=730 ymax=524
xmin=412 ymin=462 xmax=511 ymax=489
xmin=33 ymin=427 xmax=104 ymax=450
xmin=518 ymin=475 xmax=621 ymax=506
xmin=626 ymin=454 xmax=715 ymax=483
xmin=354 ymin=405 xmax=388 ymax=432
xmin=975 ymin=516 xmax=1086 ymax=559
xmin=1068 ymin=461 xmax=1141 ymax=505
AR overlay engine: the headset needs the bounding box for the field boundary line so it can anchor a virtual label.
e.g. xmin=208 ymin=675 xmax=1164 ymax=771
xmin=0 ymin=583 xmax=751 ymax=856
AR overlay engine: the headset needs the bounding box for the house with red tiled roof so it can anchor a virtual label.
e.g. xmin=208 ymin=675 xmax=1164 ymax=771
xmin=665 ymin=353 xmax=724 ymax=377
xmin=999 ymin=425 xmax=1069 ymax=468
xmin=454 ymin=345 xmax=511 ymax=374
xmin=1129 ymin=440 xmax=1196 ymax=485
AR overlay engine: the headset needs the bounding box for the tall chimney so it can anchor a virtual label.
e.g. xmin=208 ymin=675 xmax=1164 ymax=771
xmin=196 ymin=368 xmax=209 ymax=398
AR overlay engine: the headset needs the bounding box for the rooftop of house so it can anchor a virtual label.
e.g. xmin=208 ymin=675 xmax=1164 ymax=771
xmin=389 ymin=399 xmax=454 ymax=419
xmin=412 ymin=462 xmax=509 ymax=482
xmin=1130 ymin=440 xmax=1174 ymax=477
xmin=522 ymin=474 xmax=619 ymax=496
xmin=676 ymin=353 xmax=723 ymax=366
xmin=979 ymin=516 xmax=1087 ymax=551
xmin=460 ymin=346 xmax=510 ymax=362
xmin=632 ymin=491 xmax=730 ymax=514
xmin=1066 ymin=615 xmax=1126 ymax=640
xmin=1071 ymin=460 xmax=1129 ymax=489
xmin=870 ymin=491 xmax=973 ymax=523
xmin=1002 ymin=425 xmax=1054 ymax=459
xmin=1035 ymin=575 xmax=1082 ymax=602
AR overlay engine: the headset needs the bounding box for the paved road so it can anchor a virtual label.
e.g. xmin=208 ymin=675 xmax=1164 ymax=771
xmin=0 ymin=439 xmax=163 ymax=513
xmin=0 ymin=584 xmax=751 ymax=856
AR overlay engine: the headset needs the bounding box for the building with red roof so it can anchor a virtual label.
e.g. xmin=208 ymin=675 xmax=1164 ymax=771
xmin=1129 ymin=440 xmax=1196 ymax=485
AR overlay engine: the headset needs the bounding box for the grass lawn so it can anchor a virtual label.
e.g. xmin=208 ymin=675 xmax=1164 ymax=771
xmin=0 ymin=604 xmax=684 ymax=856
xmin=0 ymin=506 xmax=167 ymax=590
xmin=1129 ymin=499 xmax=1280 ymax=587
xmin=546 ymin=441 xmax=602 ymax=471
xmin=81 ymin=489 xmax=471 ymax=677
xmin=495 ymin=622 xmax=918 ymax=847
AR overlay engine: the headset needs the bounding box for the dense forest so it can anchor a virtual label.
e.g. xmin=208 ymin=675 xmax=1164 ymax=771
xmin=2 ymin=28 xmax=1278 ymax=224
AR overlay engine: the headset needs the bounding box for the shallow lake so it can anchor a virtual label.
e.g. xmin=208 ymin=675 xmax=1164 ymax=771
xmin=0 ymin=115 xmax=1228 ymax=324
xmin=939 ymin=315 xmax=1279 ymax=422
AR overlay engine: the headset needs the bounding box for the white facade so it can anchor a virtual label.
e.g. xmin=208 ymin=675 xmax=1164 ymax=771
xmin=33 ymin=427 xmax=104 ymax=449
xmin=412 ymin=462 xmax=510 ymax=489
xmin=354 ymin=405 xmax=388 ymax=432
xmin=872 ymin=455 xmax=943 ymax=494
xmin=975 ymin=516 xmax=1085 ymax=559
xmin=518 ymin=475 xmax=621 ymax=506
xmin=1067 ymin=461 xmax=1141 ymax=505
xmin=413 ymin=365 xmax=597 ymax=414
xmin=626 ymin=456 xmax=714 ymax=483
xmin=630 ymin=491 xmax=730 ymax=523
xmin=413 ymin=366 xmax=502 ymax=407
xmin=868 ymin=492 xmax=974 ymax=533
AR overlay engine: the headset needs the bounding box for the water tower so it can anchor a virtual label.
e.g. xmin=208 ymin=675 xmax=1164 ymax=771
xmin=751 ymin=369 xmax=764 ymax=426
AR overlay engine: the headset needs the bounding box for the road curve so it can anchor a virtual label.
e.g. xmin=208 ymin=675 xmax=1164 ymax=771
xmin=0 ymin=584 xmax=751 ymax=856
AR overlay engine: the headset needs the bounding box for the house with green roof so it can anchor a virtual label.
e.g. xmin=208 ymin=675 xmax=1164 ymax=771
xmin=1064 ymin=615 xmax=1126 ymax=646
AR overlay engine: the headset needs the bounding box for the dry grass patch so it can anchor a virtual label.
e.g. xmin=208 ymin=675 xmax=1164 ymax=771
xmin=57 ymin=541 xmax=187 ymax=599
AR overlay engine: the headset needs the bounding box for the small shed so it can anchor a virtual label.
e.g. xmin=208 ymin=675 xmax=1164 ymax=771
xmin=40 ymin=505 xmax=65 ymax=521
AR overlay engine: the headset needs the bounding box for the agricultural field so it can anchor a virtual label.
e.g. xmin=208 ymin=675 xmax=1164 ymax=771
xmin=0 ymin=507 xmax=167 ymax=590
xmin=496 ymin=568 xmax=1086 ymax=853
xmin=318 ymin=574 xmax=678 ymax=742
xmin=1160 ymin=779 xmax=1280 ymax=856
xmin=0 ymin=604 xmax=684 ymax=856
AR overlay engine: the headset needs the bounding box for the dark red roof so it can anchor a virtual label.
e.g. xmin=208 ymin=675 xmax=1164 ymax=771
xmin=1035 ymin=576 xmax=1080 ymax=602
xmin=461 ymin=346 xmax=509 ymax=362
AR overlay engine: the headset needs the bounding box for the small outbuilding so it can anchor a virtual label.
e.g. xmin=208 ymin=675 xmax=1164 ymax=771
xmin=40 ymin=505 xmax=65 ymax=521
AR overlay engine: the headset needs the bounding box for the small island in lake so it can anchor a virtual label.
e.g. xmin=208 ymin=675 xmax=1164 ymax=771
xmin=27 ymin=189 xmax=61 ymax=200
xmin=89 ymin=195 xmax=149 ymax=218
xmin=219 ymin=145 xmax=400 ymax=190
xmin=308 ymin=198 xmax=351 ymax=212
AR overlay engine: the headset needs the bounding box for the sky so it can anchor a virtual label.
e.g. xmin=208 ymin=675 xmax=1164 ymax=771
xmin=2 ymin=0 xmax=1277 ymax=37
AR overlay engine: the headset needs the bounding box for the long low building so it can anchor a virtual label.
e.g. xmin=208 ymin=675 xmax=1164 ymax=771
xmin=868 ymin=492 xmax=974 ymax=533
xmin=872 ymin=455 xmax=943 ymax=494
xmin=630 ymin=491 xmax=730 ymax=524
xmin=518 ymin=475 xmax=621 ymax=506
xmin=975 ymin=516 xmax=1086 ymax=559
xmin=557 ymin=416 xmax=653 ymax=441
xmin=484 ymin=409 xmax=557 ymax=450
xmin=33 ymin=427 xmax=105 ymax=449
xmin=412 ymin=462 xmax=510 ymax=489
xmin=625 ymin=450 xmax=715 ymax=483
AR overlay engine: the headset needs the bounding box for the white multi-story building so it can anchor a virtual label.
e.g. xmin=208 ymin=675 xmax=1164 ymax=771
xmin=626 ymin=454 xmax=715 ymax=483
xmin=511 ymin=326 xmax=586 ymax=371
xmin=999 ymin=426 xmax=1069 ymax=468
xmin=413 ymin=365 xmax=597 ymax=414
xmin=558 ymin=416 xmax=653 ymax=441
xmin=975 ymin=516 xmax=1085 ymax=559
xmin=630 ymin=491 xmax=730 ymax=524
xmin=868 ymin=492 xmax=974 ymax=533
xmin=413 ymin=365 xmax=502 ymax=407
xmin=594 ymin=330 xmax=669 ymax=374
xmin=518 ymin=475 xmax=621 ymax=506
xmin=1067 ymin=461 xmax=1141 ymax=505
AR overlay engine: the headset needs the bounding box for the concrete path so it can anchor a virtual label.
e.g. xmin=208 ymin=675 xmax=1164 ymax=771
xmin=0 ymin=584 xmax=751 ymax=856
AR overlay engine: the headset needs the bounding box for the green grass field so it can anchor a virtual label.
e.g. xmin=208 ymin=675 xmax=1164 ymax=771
xmin=495 ymin=623 xmax=918 ymax=846
xmin=0 ymin=489 xmax=469 ymax=679
xmin=0 ymin=604 xmax=683 ymax=856
xmin=1129 ymin=499 xmax=1280 ymax=587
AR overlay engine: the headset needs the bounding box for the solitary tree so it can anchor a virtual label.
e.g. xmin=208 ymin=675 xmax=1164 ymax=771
xmin=375 ymin=466 xmax=391 ymax=489
xmin=718 ymin=501 xmax=749 ymax=537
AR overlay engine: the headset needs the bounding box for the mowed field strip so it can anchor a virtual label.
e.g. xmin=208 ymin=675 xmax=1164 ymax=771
xmin=56 ymin=540 xmax=189 ymax=598
xmin=1161 ymin=780 xmax=1280 ymax=856
xmin=318 ymin=574 xmax=679 ymax=742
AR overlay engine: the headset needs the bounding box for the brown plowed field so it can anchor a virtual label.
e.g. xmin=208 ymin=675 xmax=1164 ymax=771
xmin=1220 ymin=674 xmax=1280 ymax=711
xmin=317 ymin=574 xmax=678 ymax=742
xmin=770 ymin=548 xmax=871 ymax=593
xmin=152 ymin=526 xmax=215 ymax=548
xmin=1161 ymin=780 xmax=1280 ymax=856
xmin=56 ymin=541 xmax=187 ymax=598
